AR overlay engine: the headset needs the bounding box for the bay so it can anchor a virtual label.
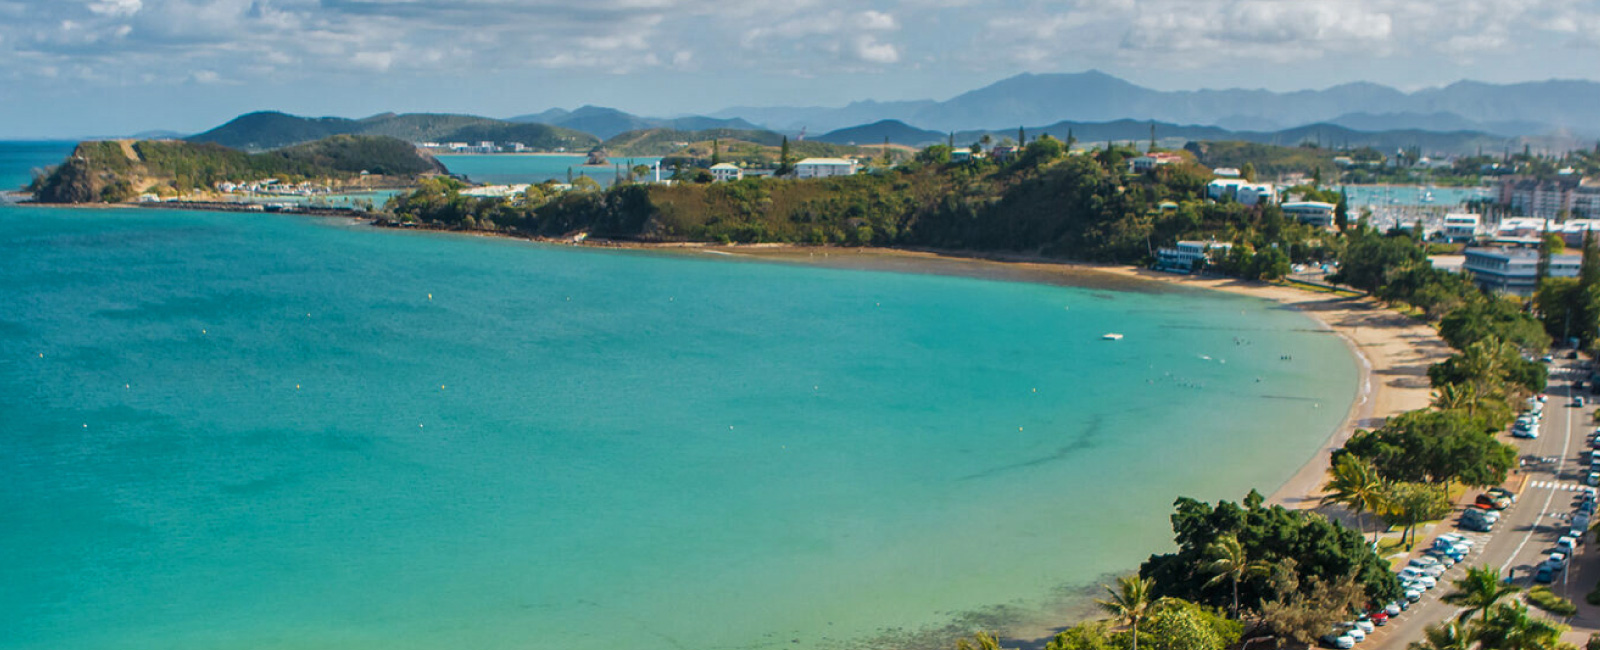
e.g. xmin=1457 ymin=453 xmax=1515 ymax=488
xmin=0 ymin=147 xmax=1357 ymax=650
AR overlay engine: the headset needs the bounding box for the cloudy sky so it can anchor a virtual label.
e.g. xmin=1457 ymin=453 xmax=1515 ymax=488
xmin=3 ymin=0 xmax=1599 ymax=138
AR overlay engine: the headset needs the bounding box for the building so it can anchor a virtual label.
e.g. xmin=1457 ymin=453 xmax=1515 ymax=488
xmin=794 ymin=158 xmax=858 ymax=179
xmin=1206 ymin=179 xmax=1276 ymax=206
xmin=1441 ymin=213 xmax=1481 ymax=243
xmin=1462 ymin=247 xmax=1582 ymax=295
xmin=709 ymin=163 xmax=743 ymax=182
xmin=1499 ymin=177 xmax=1581 ymax=219
xmin=1212 ymin=167 xmax=1241 ymax=178
xmin=1154 ymin=240 xmax=1233 ymax=274
xmin=1281 ymin=201 xmax=1337 ymax=228
xmin=1129 ymin=152 xmax=1183 ymax=173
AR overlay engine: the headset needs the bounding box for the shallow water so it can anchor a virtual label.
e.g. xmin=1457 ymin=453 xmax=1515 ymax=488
xmin=1 ymin=161 xmax=1357 ymax=650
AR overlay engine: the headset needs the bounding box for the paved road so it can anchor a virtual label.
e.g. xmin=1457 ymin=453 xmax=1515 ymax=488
xmin=1365 ymin=358 xmax=1595 ymax=650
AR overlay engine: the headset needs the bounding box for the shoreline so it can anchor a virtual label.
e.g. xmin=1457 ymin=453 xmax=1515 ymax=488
xmin=648 ymin=244 xmax=1448 ymax=508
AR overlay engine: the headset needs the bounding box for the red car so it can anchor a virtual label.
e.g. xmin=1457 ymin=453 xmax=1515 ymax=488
xmin=1365 ymin=611 xmax=1389 ymax=626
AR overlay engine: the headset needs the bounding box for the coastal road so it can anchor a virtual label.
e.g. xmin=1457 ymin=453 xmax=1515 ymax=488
xmin=1366 ymin=356 xmax=1596 ymax=650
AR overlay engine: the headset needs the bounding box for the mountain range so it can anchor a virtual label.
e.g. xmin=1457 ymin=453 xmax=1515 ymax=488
xmin=713 ymin=70 xmax=1600 ymax=137
xmin=187 ymin=111 xmax=599 ymax=152
xmin=508 ymin=105 xmax=764 ymax=140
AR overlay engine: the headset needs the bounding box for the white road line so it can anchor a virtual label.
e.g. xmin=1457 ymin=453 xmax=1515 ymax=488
xmin=1501 ymin=367 xmax=1575 ymax=575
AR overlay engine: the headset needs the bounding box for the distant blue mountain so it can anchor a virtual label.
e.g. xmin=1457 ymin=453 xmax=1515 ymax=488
xmin=507 ymin=105 xmax=764 ymax=140
xmin=715 ymin=70 xmax=1600 ymax=137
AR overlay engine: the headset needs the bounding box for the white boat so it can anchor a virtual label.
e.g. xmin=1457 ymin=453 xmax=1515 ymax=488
xmin=1102 ymin=333 xmax=1124 ymax=341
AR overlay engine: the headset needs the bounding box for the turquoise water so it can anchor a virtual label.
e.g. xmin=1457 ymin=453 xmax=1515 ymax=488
xmin=0 ymin=174 xmax=1358 ymax=648
xmin=436 ymin=154 xmax=662 ymax=186
xmin=0 ymin=141 xmax=76 ymax=192
xmin=1340 ymin=184 xmax=1492 ymax=208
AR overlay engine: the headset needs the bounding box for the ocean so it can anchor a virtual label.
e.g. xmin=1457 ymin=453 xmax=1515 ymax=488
xmin=433 ymin=154 xmax=664 ymax=187
xmin=0 ymin=143 xmax=1357 ymax=650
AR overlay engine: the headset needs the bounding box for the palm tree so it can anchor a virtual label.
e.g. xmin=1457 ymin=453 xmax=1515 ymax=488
xmin=1408 ymin=620 xmax=1475 ymax=650
xmin=956 ymin=631 xmax=1006 ymax=650
xmin=1097 ymin=575 xmax=1161 ymax=650
xmin=1440 ymin=566 xmax=1521 ymax=622
xmin=1321 ymin=455 xmax=1388 ymax=543
xmin=1476 ymin=602 xmax=1568 ymax=650
xmin=1202 ymin=534 xmax=1271 ymax=619
xmin=1432 ymin=383 xmax=1476 ymax=413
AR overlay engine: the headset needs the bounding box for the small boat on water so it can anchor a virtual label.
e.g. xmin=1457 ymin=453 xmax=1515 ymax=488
xmin=1102 ymin=333 xmax=1124 ymax=341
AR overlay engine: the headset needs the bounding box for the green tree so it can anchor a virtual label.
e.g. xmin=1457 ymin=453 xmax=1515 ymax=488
xmin=1440 ymin=566 xmax=1520 ymax=622
xmin=1045 ymin=621 xmax=1113 ymax=650
xmin=1097 ymin=575 xmax=1162 ymax=650
xmin=1201 ymin=534 xmax=1270 ymax=618
xmin=777 ymin=136 xmax=794 ymax=176
xmin=1321 ymin=455 xmax=1387 ymax=543
xmin=1240 ymin=162 xmax=1256 ymax=182
xmin=1409 ymin=620 xmax=1476 ymax=650
xmin=956 ymin=631 xmax=1009 ymax=650
xmin=1476 ymin=602 xmax=1568 ymax=650
xmin=1144 ymin=603 xmax=1224 ymax=650
xmin=1378 ymin=482 xmax=1451 ymax=548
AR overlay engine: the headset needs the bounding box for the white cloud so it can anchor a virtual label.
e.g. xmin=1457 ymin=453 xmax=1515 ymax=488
xmin=0 ymin=0 xmax=1597 ymax=101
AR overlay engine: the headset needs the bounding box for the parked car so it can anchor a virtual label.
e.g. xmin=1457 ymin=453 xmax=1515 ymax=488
xmin=1461 ymin=518 xmax=1493 ymax=532
xmin=1426 ymin=548 xmax=1459 ymax=566
xmin=1477 ymin=494 xmax=1512 ymax=510
xmin=1577 ymin=396 xmax=1588 ymax=408
xmin=1558 ymin=535 xmax=1578 ymax=552
xmin=1548 ymin=552 xmax=1568 ymax=569
xmin=1337 ymin=624 xmax=1367 ymax=643
xmin=1536 ymin=565 xmax=1555 ymax=584
xmin=1385 ymin=601 xmax=1404 ymax=615
xmin=1404 ymin=587 xmax=1424 ymax=602
xmin=1322 ymin=632 xmax=1356 ymax=649
xmin=1544 ymin=354 xmax=1557 ymax=363
xmin=1464 ymin=506 xmax=1501 ymax=523
xmin=1589 ymin=473 xmax=1599 ymax=487
xmin=1488 ymin=487 xmax=1518 ymax=503
xmin=1436 ymin=533 xmax=1474 ymax=547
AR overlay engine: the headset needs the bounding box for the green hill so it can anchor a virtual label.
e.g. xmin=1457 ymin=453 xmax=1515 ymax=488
xmin=33 ymin=135 xmax=445 ymax=204
xmin=187 ymin=111 xmax=599 ymax=152
xmin=604 ymin=128 xmax=790 ymax=156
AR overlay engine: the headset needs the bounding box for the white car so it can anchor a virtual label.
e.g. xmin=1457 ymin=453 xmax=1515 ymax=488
xmin=1384 ymin=602 xmax=1403 ymax=617
xmin=1548 ymin=552 xmax=1568 ymax=569
xmin=1409 ymin=556 xmax=1441 ymax=569
xmin=1337 ymin=624 xmax=1367 ymax=643
xmin=1437 ymin=533 xmax=1475 ymax=546
xmin=1409 ymin=575 xmax=1438 ymax=590
xmin=1399 ymin=567 xmax=1425 ymax=581
xmin=1558 ymin=536 xmax=1578 ymax=552
xmin=1353 ymin=619 xmax=1376 ymax=634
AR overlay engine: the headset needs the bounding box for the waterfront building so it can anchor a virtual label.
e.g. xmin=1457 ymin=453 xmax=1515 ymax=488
xmin=709 ymin=163 xmax=743 ymax=182
xmin=1154 ymin=240 xmax=1232 ymax=274
xmin=1281 ymin=201 xmax=1336 ymax=228
xmin=794 ymin=158 xmax=858 ymax=179
xmin=1440 ymin=213 xmax=1481 ymax=243
xmin=1462 ymin=247 xmax=1581 ymax=295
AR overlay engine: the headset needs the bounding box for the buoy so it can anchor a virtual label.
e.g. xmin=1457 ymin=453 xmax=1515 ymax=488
xmin=428 ymin=293 xmax=432 ymax=301
xmin=202 ymin=329 xmax=207 ymax=334
xmin=295 ymin=384 xmax=300 ymax=389
xmin=82 ymin=423 xmax=87 ymax=428
xmin=441 ymin=385 xmax=446 ymax=389
xmin=1032 ymin=388 xmax=1037 ymax=393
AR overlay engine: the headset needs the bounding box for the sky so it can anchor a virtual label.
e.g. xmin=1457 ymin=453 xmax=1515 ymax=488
xmin=3 ymin=0 xmax=1600 ymax=138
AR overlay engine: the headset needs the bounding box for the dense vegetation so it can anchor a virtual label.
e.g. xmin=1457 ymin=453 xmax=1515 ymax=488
xmin=187 ymin=111 xmax=598 ymax=152
xmin=32 ymin=135 xmax=444 ymax=203
xmin=385 ymin=138 xmax=1333 ymax=276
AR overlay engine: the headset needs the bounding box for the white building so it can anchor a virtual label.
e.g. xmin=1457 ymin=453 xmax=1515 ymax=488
xmin=1129 ymin=153 xmax=1182 ymax=173
xmin=794 ymin=158 xmax=858 ymax=179
xmin=709 ymin=163 xmax=743 ymax=182
xmin=1212 ymin=167 xmax=1241 ymax=178
xmin=1441 ymin=213 xmax=1481 ymax=243
xmin=1154 ymin=240 xmax=1233 ymax=274
xmin=1462 ymin=247 xmax=1581 ymax=295
xmin=1206 ymin=179 xmax=1276 ymax=206
xmin=1281 ymin=201 xmax=1336 ymax=228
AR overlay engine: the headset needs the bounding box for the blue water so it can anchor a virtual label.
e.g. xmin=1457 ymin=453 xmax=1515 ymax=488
xmin=436 ymin=154 xmax=662 ymax=186
xmin=0 ymin=145 xmax=1359 ymax=650
xmin=1340 ymin=184 xmax=1492 ymax=208
xmin=0 ymin=141 xmax=76 ymax=192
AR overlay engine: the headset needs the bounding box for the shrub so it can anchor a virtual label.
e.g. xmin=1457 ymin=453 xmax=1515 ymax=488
xmin=1528 ymin=585 xmax=1577 ymax=616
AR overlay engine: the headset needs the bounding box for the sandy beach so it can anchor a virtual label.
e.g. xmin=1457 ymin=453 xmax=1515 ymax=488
xmin=677 ymin=245 xmax=1452 ymax=509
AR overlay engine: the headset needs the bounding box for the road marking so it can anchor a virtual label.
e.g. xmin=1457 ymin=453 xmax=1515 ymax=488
xmin=1500 ymin=363 xmax=1576 ymax=576
xmin=1528 ymin=480 xmax=1597 ymax=492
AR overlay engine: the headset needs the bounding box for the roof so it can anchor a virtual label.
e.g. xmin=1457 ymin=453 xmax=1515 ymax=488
xmin=1282 ymin=201 xmax=1336 ymax=209
xmin=709 ymin=163 xmax=740 ymax=170
xmin=795 ymin=158 xmax=855 ymax=165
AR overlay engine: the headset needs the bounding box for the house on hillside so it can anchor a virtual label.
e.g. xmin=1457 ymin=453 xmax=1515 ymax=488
xmin=1281 ymin=201 xmax=1336 ymax=228
xmin=1129 ymin=152 xmax=1183 ymax=173
xmin=1206 ymin=179 xmax=1276 ymax=206
xmin=794 ymin=158 xmax=858 ymax=179
xmin=710 ymin=163 xmax=743 ymax=182
xmin=1463 ymin=247 xmax=1581 ymax=295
